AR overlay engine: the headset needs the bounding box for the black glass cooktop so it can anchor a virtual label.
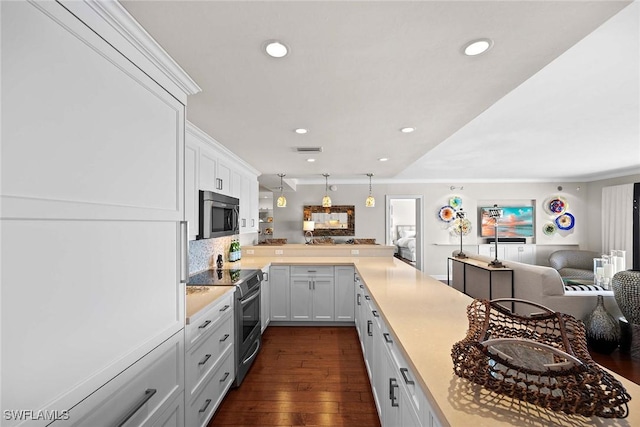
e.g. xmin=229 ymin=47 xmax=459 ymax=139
xmin=187 ymin=268 xmax=261 ymax=287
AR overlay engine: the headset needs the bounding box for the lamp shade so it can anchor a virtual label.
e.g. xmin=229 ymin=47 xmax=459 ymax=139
xmin=276 ymin=194 xmax=287 ymax=207
xmin=303 ymin=221 xmax=315 ymax=231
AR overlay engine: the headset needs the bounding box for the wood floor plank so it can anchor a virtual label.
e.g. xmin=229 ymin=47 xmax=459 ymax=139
xmin=208 ymin=326 xmax=380 ymax=427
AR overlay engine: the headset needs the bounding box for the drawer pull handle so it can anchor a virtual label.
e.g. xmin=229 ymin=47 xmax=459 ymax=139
xmin=199 ymin=320 xmax=211 ymax=329
xmin=199 ymin=398 xmax=212 ymax=413
xmin=115 ymin=388 xmax=157 ymax=427
xmin=383 ymin=333 xmax=393 ymax=343
xmin=220 ymin=333 xmax=230 ymax=342
xmin=400 ymin=367 xmax=415 ymax=385
xmin=220 ymin=372 xmax=230 ymax=382
xmin=367 ymin=320 xmax=373 ymax=337
xmin=372 ymin=310 xmax=379 ymax=318
xmin=389 ymin=378 xmax=399 ymax=407
xmin=220 ymin=305 xmax=230 ymax=312
xmin=364 ymin=295 xmax=371 ymax=300
xmin=199 ymin=354 xmax=212 ymax=366
xmin=357 ymin=294 xmax=361 ymax=306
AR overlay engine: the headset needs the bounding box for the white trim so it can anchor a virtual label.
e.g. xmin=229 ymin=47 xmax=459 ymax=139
xmin=80 ymin=0 xmax=201 ymax=96
xmin=186 ymin=121 xmax=261 ymax=176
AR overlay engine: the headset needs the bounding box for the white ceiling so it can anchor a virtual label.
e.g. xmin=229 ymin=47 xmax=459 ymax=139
xmin=121 ymin=0 xmax=639 ymax=189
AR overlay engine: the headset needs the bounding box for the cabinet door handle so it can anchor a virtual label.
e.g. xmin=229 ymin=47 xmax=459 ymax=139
xmin=400 ymin=367 xmax=415 ymax=385
xmin=199 ymin=320 xmax=212 ymax=329
xmin=367 ymin=320 xmax=373 ymax=337
xmin=357 ymin=294 xmax=361 ymax=306
xmin=365 ymin=295 xmax=371 ymax=300
xmin=242 ymin=218 xmax=246 ymax=227
xmin=199 ymin=398 xmax=212 ymax=413
xmin=263 ymin=272 xmax=269 ymax=281
xmin=372 ymin=310 xmax=379 ymax=318
xmin=220 ymin=333 xmax=230 ymax=342
xmin=383 ymin=333 xmax=393 ymax=343
xmin=220 ymin=372 xmax=230 ymax=382
xmin=359 ymin=284 xmax=363 ymax=289
xmin=198 ymin=354 xmax=212 ymax=366
xmin=389 ymin=378 xmax=399 ymax=407
xmin=115 ymin=388 xmax=157 ymax=427
xmin=219 ymin=304 xmax=230 ymax=312
xmin=179 ymin=221 xmax=188 ymax=283
xmin=251 ymin=219 xmax=255 ymax=227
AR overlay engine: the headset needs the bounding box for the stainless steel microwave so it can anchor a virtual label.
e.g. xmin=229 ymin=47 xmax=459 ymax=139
xmin=198 ymin=191 xmax=240 ymax=239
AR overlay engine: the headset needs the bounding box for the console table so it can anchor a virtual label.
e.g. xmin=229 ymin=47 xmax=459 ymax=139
xmin=447 ymin=257 xmax=515 ymax=310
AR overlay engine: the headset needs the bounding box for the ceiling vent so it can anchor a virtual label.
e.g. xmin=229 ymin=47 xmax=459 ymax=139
xmin=295 ymin=146 xmax=323 ymax=153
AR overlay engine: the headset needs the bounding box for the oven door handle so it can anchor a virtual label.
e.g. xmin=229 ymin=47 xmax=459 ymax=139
xmin=242 ymin=339 xmax=261 ymax=365
xmin=239 ymin=289 xmax=260 ymax=306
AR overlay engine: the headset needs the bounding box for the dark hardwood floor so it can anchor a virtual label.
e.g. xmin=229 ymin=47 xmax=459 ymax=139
xmin=208 ymin=326 xmax=638 ymax=427
xmin=208 ymin=326 xmax=381 ymax=427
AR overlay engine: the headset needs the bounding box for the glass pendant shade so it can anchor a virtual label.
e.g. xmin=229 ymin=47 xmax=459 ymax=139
xmin=322 ymin=174 xmax=332 ymax=207
xmin=365 ymin=173 xmax=375 ymax=207
xmin=276 ymin=174 xmax=286 ymax=208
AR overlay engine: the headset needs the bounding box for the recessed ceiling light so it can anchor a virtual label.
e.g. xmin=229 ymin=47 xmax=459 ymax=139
xmin=463 ymin=38 xmax=493 ymax=56
xmin=307 ymin=158 xmax=316 ymax=162
xmin=400 ymin=127 xmax=415 ymax=133
xmin=378 ymin=158 xmax=388 ymax=162
xmin=294 ymin=128 xmax=308 ymax=134
xmin=264 ymin=40 xmax=289 ymax=58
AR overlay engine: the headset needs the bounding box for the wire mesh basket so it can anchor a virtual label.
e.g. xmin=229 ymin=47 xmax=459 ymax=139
xmin=451 ymin=298 xmax=631 ymax=418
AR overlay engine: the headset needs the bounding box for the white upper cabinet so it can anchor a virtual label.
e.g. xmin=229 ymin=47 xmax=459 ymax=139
xmin=185 ymin=122 xmax=260 ymax=238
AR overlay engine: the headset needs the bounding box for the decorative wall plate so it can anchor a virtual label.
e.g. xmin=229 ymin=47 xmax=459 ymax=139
xmin=438 ymin=205 xmax=455 ymax=222
xmin=555 ymin=212 xmax=575 ymax=230
xmin=548 ymin=197 xmax=567 ymax=214
xmin=451 ymin=218 xmax=472 ymax=236
xmin=542 ymin=222 xmax=556 ymax=235
xmin=449 ymin=196 xmax=462 ymax=209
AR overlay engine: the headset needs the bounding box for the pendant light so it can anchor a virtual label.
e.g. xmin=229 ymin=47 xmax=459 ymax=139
xmin=276 ymin=173 xmax=287 ymax=207
xmin=322 ymin=173 xmax=332 ymax=207
xmin=365 ymin=173 xmax=375 ymax=207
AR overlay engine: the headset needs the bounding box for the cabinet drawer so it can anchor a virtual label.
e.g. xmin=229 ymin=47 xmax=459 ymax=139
xmin=290 ymin=265 xmax=334 ymax=276
xmin=56 ymin=331 xmax=184 ymax=427
xmin=186 ymin=314 xmax=234 ymax=399
xmin=186 ymin=348 xmax=234 ymax=427
xmin=186 ymin=292 xmax=233 ymax=349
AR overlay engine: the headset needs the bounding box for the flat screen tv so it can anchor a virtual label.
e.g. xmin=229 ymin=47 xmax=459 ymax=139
xmin=480 ymin=206 xmax=534 ymax=238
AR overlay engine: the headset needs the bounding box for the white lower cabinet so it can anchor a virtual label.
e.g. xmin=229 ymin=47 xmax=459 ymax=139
xmin=270 ymin=266 xmax=291 ymax=321
xmin=153 ymin=392 xmax=185 ymax=427
xmin=185 ymin=292 xmax=235 ymax=426
xmin=335 ymin=266 xmax=355 ymax=321
xmin=56 ymin=331 xmax=184 ymax=427
xmin=290 ymin=266 xmax=335 ymax=321
xmin=478 ymin=243 xmax=536 ymax=264
xmin=357 ymin=280 xmax=443 ymax=427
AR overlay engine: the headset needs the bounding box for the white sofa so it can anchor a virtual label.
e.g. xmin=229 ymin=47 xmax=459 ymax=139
xmin=450 ymin=252 xmax=621 ymax=321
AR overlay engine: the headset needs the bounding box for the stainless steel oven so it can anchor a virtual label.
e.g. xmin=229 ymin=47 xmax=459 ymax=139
xmin=234 ymin=279 xmax=261 ymax=387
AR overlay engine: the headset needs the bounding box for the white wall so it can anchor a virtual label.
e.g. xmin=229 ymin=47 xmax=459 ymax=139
xmin=271 ymin=179 xmax=622 ymax=277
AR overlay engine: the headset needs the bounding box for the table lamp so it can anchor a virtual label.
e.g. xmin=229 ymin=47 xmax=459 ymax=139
xmin=488 ymin=204 xmax=505 ymax=268
xmin=303 ymin=221 xmax=315 ymax=244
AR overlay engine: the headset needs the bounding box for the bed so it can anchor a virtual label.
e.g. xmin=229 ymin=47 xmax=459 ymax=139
xmin=393 ymin=225 xmax=416 ymax=263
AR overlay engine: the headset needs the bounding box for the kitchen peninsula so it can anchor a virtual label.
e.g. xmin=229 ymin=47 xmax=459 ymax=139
xmin=201 ymin=250 xmax=640 ymax=427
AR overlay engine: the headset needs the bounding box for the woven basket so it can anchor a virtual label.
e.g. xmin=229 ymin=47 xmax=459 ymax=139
xmin=451 ymin=298 xmax=631 ymax=418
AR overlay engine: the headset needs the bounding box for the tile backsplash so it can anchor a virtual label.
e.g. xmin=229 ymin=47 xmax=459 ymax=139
xmin=188 ymin=236 xmax=234 ymax=274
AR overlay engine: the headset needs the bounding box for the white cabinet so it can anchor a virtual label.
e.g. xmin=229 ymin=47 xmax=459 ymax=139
xmin=185 ymin=122 xmax=260 ymax=238
xmin=269 ymin=266 xmax=291 ymax=321
xmin=260 ymin=267 xmax=271 ymax=332
xmin=478 ymin=243 xmax=536 ymax=264
xmin=290 ymin=266 xmax=335 ymax=321
xmin=56 ymin=331 xmax=185 ymax=427
xmin=1 ymin=1 xmax=195 ymax=423
xmin=184 ymin=294 xmax=235 ymax=427
xmin=335 ymin=266 xmax=355 ymax=321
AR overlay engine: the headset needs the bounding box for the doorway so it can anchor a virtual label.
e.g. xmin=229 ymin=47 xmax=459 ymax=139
xmin=386 ymin=195 xmax=423 ymax=271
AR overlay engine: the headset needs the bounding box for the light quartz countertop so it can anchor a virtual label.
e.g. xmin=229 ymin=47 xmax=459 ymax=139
xmin=187 ymin=256 xmax=640 ymax=426
xmin=185 ymin=285 xmax=235 ymax=324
